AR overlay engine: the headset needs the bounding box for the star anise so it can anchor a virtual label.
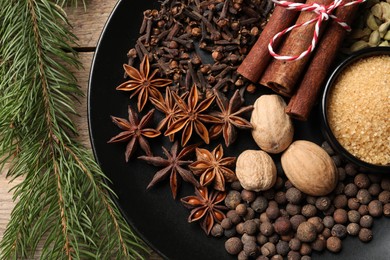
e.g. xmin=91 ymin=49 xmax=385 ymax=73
xmin=108 ymin=106 xmax=160 ymax=162
xmin=138 ymin=141 xmax=199 ymax=199
xmin=149 ymin=87 xmax=187 ymax=142
xmin=189 ymin=144 xmax=236 ymax=191
xmin=165 ymin=85 xmax=219 ymax=146
xmin=209 ymin=90 xmax=253 ymax=147
xmin=116 ymin=55 xmax=172 ymax=111
xmin=181 ymin=186 xmax=227 ymax=235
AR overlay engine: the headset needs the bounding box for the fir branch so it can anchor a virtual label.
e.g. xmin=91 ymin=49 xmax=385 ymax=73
xmin=0 ymin=1 xmax=149 ymax=259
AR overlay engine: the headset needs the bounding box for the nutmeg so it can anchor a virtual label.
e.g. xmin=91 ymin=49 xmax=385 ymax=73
xmin=236 ymin=150 xmax=277 ymax=192
xmin=251 ymin=95 xmax=294 ymax=154
xmin=281 ymin=140 xmax=338 ymax=196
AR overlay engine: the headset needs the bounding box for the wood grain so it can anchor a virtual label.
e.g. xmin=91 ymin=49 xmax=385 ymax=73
xmin=0 ymin=1 xmax=161 ymax=258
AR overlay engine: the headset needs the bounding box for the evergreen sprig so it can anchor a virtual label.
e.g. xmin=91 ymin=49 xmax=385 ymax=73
xmin=0 ymin=0 xmax=149 ymax=259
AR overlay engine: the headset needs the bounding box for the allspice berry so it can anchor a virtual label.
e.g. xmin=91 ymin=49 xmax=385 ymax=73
xmin=301 ymin=204 xmax=317 ymax=218
xmin=307 ymin=216 xmax=324 ymax=233
xmin=243 ymin=240 xmax=258 ymax=256
xmin=274 ymin=217 xmax=292 ymax=235
xmin=354 ymin=173 xmax=371 ymax=189
xmin=347 ymin=210 xmax=361 ymax=223
xmin=344 ymin=183 xmax=358 ymax=197
xmin=300 ymin=243 xmax=312 ymax=256
xmin=243 ymin=220 xmax=258 ymax=235
xmin=311 ymin=236 xmax=326 ymax=252
xmin=289 ymin=238 xmax=301 ymax=251
xmin=326 ymin=236 xmax=342 ymax=253
xmin=236 ymin=203 xmax=248 ymax=217
xmin=333 ymin=209 xmax=348 ymax=224
xmin=251 ymin=196 xmax=268 ymax=213
xmin=357 ymin=189 xmax=371 ymax=205
xmin=368 ymin=200 xmax=383 ymax=217
xmin=359 ymin=228 xmax=373 ymax=242
xmin=287 ymin=250 xmax=301 ymax=260
xmin=384 ymin=203 xmax=390 ymax=217
xmin=261 ymin=242 xmax=276 ymax=257
xmin=225 ymin=191 xmax=242 ymax=209
xmin=378 ymin=190 xmax=390 ymax=204
xmin=347 ymin=223 xmax=360 ymax=236
xmin=360 ymin=215 xmax=373 ymax=228
xmin=286 ymin=203 xmax=301 ymax=216
xmin=297 ymin=222 xmax=317 ymax=243
xmin=315 ymin=196 xmax=331 ymax=211
xmin=333 ymin=194 xmax=348 ymax=209
xmin=260 ymin=221 xmax=274 ymax=236
xmin=225 ymin=237 xmax=243 ymax=255
xmin=241 ymin=190 xmax=256 ymax=203
xmin=290 ymin=215 xmax=306 ymax=231
xmin=276 ymin=240 xmax=289 ymax=256
xmin=286 ymin=187 xmax=303 ymax=204
xmin=331 ymin=224 xmax=347 ymax=238
xmin=266 ymin=205 xmax=280 ymax=220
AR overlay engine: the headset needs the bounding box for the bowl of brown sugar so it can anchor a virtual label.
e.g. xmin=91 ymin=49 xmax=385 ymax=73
xmin=322 ymin=47 xmax=390 ymax=173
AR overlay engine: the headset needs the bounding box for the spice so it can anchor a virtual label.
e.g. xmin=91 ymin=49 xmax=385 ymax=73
xmin=208 ymin=90 xmax=253 ymax=147
xmin=237 ymin=0 xmax=303 ymax=82
xmin=285 ymin=0 xmax=359 ymax=120
xmin=116 ymin=55 xmax=172 ymax=111
xmin=181 ymin=186 xmax=227 ymax=235
xmin=165 ymin=85 xmax=219 ymax=146
xmin=327 ymin=55 xmax=390 ymax=166
xmin=138 ymin=141 xmax=198 ymax=199
xmin=189 ymin=144 xmax=236 ymax=191
xmin=108 ymin=106 xmax=160 ymax=161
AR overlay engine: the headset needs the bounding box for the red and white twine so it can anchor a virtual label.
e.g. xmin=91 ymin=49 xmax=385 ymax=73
xmin=268 ymin=0 xmax=366 ymax=61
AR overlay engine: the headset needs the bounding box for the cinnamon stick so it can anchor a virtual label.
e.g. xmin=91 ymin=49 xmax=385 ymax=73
xmin=259 ymin=0 xmax=334 ymax=97
xmin=237 ymin=1 xmax=303 ymax=83
xmin=285 ymin=2 xmax=359 ymax=120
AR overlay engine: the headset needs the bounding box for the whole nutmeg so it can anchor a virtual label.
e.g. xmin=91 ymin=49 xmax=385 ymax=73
xmin=236 ymin=150 xmax=277 ymax=192
xmin=251 ymin=95 xmax=294 ymax=154
xmin=281 ymin=140 xmax=338 ymax=196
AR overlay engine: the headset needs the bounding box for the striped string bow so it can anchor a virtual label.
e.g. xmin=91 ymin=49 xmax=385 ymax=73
xmin=268 ymin=0 xmax=366 ymax=61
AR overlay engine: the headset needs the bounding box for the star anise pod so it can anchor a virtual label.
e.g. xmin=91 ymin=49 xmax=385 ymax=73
xmin=138 ymin=141 xmax=199 ymax=199
xmin=165 ymin=85 xmax=219 ymax=146
xmin=149 ymin=87 xmax=187 ymax=142
xmin=116 ymin=55 xmax=172 ymax=111
xmin=181 ymin=186 xmax=227 ymax=235
xmin=189 ymin=144 xmax=236 ymax=191
xmin=209 ymin=90 xmax=253 ymax=147
xmin=108 ymin=106 xmax=160 ymax=162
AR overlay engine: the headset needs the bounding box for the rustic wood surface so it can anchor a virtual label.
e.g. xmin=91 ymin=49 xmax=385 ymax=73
xmin=0 ymin=1 xmax=161 ymax=259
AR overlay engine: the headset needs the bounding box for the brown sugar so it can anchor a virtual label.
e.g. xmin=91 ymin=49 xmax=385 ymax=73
xmin=327 ymin=55 xmax=390 ymax=166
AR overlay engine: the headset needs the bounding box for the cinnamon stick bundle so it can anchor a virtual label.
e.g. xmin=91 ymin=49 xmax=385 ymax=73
xmin=259 ymin=0 xmax=334 ymax=97
xmin=286 ymin=2 xmax=359 ymax=120
xmin=237 ymin=1 xmax=303 ymax=83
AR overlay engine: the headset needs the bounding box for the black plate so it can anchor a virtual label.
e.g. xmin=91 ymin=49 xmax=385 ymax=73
xmin=88 ymin=1 xmax=390 ymax=259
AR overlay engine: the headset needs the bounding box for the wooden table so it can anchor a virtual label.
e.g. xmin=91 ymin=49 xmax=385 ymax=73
xmin=0 ymin=1 xmax=160 ymax=259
